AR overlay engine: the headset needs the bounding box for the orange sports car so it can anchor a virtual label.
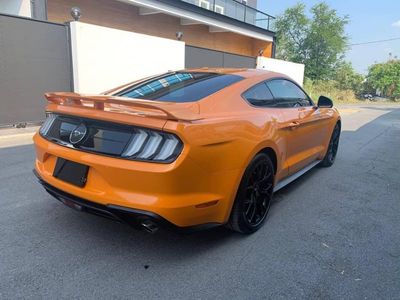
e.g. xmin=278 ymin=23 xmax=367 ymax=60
xmin=33 ymin=69 xmax=341 ymax=234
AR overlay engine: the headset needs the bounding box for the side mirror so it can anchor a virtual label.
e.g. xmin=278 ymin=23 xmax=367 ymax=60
xmin=318 ymin=96 xmax=333 ymax=108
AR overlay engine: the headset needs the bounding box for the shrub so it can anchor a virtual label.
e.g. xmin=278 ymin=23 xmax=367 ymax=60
xmin=304 ymin=78 xmax=359 ymax=103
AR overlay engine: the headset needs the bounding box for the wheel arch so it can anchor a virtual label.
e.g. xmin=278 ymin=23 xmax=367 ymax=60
xmin=336 ymin=118 xmax=342 ymax=130
xmin=257 ymin=147 xmax=278 ymax=175
xmin=223 ymin=142 xmax=280 ymax=224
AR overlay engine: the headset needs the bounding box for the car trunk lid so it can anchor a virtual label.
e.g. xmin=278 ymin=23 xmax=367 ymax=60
xmin=45 ymin=92 xmax=202 ymax=129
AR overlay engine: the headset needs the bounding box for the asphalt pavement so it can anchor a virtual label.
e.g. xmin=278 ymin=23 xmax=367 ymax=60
xmin=0 ymin=105 xmax=399 ymax=299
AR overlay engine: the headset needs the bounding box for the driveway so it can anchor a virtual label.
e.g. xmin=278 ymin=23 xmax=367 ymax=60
xmin=1 ymin=105 xmax=399 ymax=299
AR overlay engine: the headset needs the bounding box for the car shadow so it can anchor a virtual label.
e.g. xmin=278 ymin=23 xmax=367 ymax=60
xmin=349 ymin=105 xmax=399 ymax=112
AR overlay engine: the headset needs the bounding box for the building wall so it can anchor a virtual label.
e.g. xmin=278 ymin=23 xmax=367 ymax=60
xmin=0 ymin=0 xmax=31 ymax=17
xmin=47 ymin=0 xmax=272 ymax=57
xmin=257 ymin=57 xmax=305 ymax=86
xmin=70 ymin=22 xmax=185 ymax=93
xmin=0 ymin=14 xmax=72 ymax=126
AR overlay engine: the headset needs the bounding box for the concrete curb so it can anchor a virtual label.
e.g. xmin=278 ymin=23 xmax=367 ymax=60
xmin=0 ymin=126 xmax=39 ymax=139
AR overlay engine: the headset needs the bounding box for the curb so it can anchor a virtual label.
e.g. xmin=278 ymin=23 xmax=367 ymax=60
xmin=0 ymin=126 xmax=39 ymax=139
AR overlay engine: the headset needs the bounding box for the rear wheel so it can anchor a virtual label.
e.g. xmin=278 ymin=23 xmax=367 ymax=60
xmin=227 ymin=153 xmax=274 ymax=234
xmin=320 ymin=123 xmax=341 ymax=168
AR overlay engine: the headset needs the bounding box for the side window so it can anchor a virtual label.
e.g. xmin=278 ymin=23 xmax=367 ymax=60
xmin=243 ymin=83 xmax=275 ymax=107
xmin=266 ymin=79 xmax=312 ymax=108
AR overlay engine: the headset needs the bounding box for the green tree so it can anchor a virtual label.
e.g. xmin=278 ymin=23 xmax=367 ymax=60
xmin=334 ymin=62 xmax=364 ymax=92
xmin=275 ymin=2 xmax=349 ymax=80
xmin=366 ymin=59 xmax=400 ymax=100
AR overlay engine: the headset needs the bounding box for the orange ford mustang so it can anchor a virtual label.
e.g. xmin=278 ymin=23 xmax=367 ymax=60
xmin=33 ymin=69 xmax=341 ymax=234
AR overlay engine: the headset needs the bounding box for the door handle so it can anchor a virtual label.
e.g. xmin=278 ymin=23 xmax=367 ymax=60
xmin=287 ymin=121 xmax=301 ymax=130
xmin=278 ymin=121 xmax=302 ymax=130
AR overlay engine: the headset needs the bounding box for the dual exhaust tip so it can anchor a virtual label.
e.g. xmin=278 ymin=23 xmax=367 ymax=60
xmin=141 ymin=219 xmax=159 ymax=234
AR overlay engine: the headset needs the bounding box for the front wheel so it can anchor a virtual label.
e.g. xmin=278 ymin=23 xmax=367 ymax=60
xmin=227 ymin=153 xmax=274 ymax=234
xmin=320 ymin=123 xmax=341 ymax=168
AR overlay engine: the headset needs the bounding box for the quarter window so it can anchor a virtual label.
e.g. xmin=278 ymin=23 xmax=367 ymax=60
xmin=243 ymin=83 xmax=275 ymax=107
xmin=266 ymin=79 xmax=312 ymax=107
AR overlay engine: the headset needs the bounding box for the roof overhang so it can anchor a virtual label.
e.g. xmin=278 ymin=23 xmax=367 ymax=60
xmin=117 ymin=0 xmax=274 ymax=42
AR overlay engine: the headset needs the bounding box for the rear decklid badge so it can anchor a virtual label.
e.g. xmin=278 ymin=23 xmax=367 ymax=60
xmin=69 ymin=123 xmax=87 ymax=145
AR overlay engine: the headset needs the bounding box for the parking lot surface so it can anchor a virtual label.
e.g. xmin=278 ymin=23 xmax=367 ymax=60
xmin=1 ymin=105 xmax=399 ymax=299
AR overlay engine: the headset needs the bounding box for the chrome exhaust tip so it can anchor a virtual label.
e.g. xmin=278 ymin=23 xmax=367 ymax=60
xmin=141 ymin=220 xmax=159 ymax=234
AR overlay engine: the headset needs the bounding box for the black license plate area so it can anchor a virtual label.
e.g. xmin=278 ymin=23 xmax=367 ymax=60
xmin=53 ymin=158 xmax=89 ymax=187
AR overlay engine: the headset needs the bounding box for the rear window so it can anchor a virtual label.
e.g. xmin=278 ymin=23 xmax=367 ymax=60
xmin=116 ymin=72 xmax=244 ymax=102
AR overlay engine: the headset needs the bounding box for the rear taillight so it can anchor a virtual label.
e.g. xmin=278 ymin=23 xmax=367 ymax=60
xmin=39 ymin=113 xmax=183 ymax=163
xmin=39 ymin=113 xmax=56 ymax=136
xmin=122 ymin=130 xmax=183 ymax=162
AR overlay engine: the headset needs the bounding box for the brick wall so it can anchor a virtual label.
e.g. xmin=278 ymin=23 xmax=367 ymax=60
xmin=47 ymin=0 xmax=272 ymax=57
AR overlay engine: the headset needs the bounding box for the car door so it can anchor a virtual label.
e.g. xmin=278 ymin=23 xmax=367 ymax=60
xmin=266 ymin=79 xmax=328 ymax=175
xmin=242 ymin=81 xmax=290 ymax=182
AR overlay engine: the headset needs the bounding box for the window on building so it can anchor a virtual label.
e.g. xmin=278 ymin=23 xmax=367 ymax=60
xmin=214 ymin=4 xmax=224 ymax=14
xmin=198 ymin=0 xmax=210 ymax=10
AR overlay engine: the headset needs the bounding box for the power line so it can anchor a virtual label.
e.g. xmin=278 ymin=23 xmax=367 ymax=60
xmin=350 ymin=37 xmax=400 ymax=46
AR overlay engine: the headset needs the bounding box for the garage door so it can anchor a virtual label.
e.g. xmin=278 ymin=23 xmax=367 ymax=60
xmin=0 ymin=14 xmax=72 ymax=127
xmin=185 ymin=46 xmax=256 ymax=69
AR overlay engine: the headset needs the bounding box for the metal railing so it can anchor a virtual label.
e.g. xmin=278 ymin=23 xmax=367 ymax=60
xmin=180 ymin=0 xmax=276 ymax=32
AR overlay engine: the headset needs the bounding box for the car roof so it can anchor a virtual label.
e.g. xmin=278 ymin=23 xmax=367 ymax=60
xmin=105 ymin=68 xmax=291 ymax=97
xmin=185 ymin=68 xmax=287 ymax=80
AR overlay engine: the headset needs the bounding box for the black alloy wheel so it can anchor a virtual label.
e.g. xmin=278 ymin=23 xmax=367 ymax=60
xmin=228 ymin=153 xmax=274 ymax=234
xmin=320 ymin=123 xmax=341 ymax=167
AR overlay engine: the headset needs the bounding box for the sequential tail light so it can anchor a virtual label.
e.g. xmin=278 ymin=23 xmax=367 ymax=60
xmin=39 ymin=113 xmax=57 ymax=136
xmin=39 ymin=113 xmax=183 ymax=163
xmin=121 ymin=130 xmax=183 ymax=162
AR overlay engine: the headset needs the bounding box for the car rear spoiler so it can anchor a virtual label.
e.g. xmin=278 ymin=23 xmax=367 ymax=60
xmin=45 ymin=92 xmax=202 ymax=122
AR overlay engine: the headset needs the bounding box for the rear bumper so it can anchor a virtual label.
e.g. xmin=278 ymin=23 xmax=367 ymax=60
xmin=34 ymin=170 xmax=219 ymax=232
xmin=33 ymin=133 xmax=243 ymax=228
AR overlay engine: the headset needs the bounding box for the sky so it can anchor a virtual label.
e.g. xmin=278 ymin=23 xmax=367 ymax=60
xmin=258 ymin=0 xmax=400 ymax=74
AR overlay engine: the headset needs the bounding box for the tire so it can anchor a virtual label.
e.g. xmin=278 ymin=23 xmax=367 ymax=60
xmin=319 ymin=123 xmax=341 ymax=168
xmin=227 ymin=153 xmax=274 ymax=234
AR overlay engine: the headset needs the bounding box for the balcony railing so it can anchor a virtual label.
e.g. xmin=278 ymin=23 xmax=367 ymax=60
xmin=180 ymin=0 xmax=276 ymax=32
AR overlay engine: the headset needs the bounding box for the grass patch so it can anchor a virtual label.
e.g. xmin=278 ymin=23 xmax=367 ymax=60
xmin=303 ymin=79 xmax=400 ymax=105
xmin=304 ymin=79 xmax=360 ymax=104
